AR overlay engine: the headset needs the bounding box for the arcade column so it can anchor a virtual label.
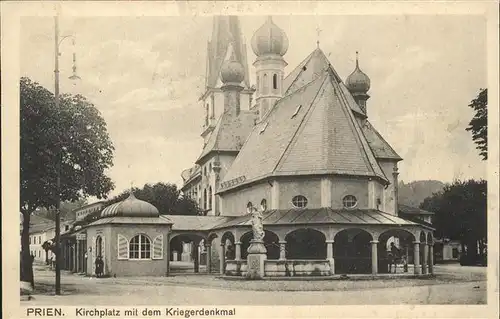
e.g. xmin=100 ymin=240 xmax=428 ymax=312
xmin=413 ymin=241 xmax=421 ymax=275
xmin=370 ymin=240 xmax=379 ymax=274
xmin=279 ymin=241 xmax=286 ymax=260
xmin=219 ymin=243 xmax=225 ymax=275
xmin=235 ymin=242 xmax=242 ymax=261
xmin=205 ymin=243 xmax=212 ymax=274
xmin=326 ymin=240 xmax=335 ymax=275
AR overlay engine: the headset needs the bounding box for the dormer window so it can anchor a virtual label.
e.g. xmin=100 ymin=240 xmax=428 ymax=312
xmin=291 ymin=105 xmax=302 ymax=118
xmin=259 ymin=122 xmax=268 ymax=134
xmin=260 ymin=199 xmax=267 ymax=211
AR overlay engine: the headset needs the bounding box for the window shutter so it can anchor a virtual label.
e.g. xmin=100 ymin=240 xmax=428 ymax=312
xmin=152 ymin=235 xmax=163 ymax=260
xmin=117 ymin=234 xmax=129 ymax=260
xmin=101 ymin=236 xmax=106 ymax=275
xmin=91 ymin=236 xmax=96 ymax=275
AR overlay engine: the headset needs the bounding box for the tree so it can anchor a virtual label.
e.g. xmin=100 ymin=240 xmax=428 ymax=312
xmin=20 ymin=77 xmax=115 ymax=286
xmin=420 ymin=179 xmax=487 ymax=264
xmin=466 ymin=89 xmax=487 ymax=160
xmin=105 ymin=182 xmax=201 ymax=216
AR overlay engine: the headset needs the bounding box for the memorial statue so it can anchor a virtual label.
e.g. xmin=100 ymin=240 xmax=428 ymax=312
xmin=247 ymin=203 xmax=265 ymax=241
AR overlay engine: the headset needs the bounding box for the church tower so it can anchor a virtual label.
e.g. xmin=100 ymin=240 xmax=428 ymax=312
xmin=200 ymin=16 xmax=254 ymax=144
xmin=251 ymin=16 xmax=288 ymax=121
xmin=346 ymin=51 xmax=371 ymax=115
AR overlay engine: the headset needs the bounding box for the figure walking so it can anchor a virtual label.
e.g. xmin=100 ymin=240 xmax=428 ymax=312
xmin=95 ymin=256 xmax=104 ymax=278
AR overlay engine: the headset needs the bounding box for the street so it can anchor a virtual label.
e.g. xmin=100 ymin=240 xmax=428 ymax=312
xmin=22 ymin=264 xmax=486 ymax=305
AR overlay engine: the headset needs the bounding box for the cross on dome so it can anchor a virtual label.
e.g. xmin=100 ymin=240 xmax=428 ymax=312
xmin=316 ymin=27 xmax=322 ymax=48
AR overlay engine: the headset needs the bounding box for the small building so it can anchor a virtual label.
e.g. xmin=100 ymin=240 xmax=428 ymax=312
xmin=61 ymin=191 xmax=172 ymax=277
xmin=434 ymin=238 xmax=462 ymax=263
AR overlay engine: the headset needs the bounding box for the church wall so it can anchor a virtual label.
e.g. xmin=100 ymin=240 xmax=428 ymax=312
xmin=214 ymin=91 xmax=224 ymax=118
xmin=278 ymin=177 xmax=322 ymax=209
xmin=331 ymin=177 xmax=369 ymax=209
xmin=374 ymin=181 xmax=385 ymax=210
xmin=379 ymin=160 xmax=398 ymax=215
xmin=97 ymin=224 xmax=170 ymax=277
xmin=240 ymin=92 xmax=251 ymax=111
xmin=220 ymin=182 xmax=272 ymax=216
xmin=199 ymin=153 xmax=237 ymax=216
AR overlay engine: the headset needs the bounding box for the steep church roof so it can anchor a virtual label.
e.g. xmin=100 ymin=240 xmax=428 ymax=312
xmin=283 ymin=48 xmax=365 ymax=116
xmin=219 ymin=69 xmax=389 ymax=193
xmin=205 ymin=16 xmax=250 ymax=90
xmin=361 ymin=121 xmax=402 ymax=161
xmin=196 ymin=110 xmax=256 ymax=164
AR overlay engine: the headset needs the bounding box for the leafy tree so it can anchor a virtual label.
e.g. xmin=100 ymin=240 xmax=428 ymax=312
xmin=20 ymin=77 xmax=115 ymax=286
xmin=105 ymin=182 xmax=201 ymax=216
xmin=466 ymin=89 xmax=487 ymax=160
xmin=420 ymin=179 xmax=487 ymax=263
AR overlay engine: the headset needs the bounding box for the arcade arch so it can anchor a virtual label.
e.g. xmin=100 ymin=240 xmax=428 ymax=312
xmin=334 ymin=228 xmax=373 ymax=274
xmin=285 ymin=228 xmax=326 ymax=260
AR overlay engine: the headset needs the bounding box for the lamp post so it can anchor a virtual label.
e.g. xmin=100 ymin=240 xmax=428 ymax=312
xmin=54 ymin=15 xmax=80 ymax=295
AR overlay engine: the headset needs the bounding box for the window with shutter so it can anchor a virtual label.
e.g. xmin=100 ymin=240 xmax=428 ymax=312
xmin=117 ymin=234 xmax=129 ymax=260
xmin=152 ymin=235 xmax=164 ymax=260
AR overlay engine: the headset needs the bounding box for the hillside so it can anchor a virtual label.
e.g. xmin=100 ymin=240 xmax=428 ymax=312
xmin=398 ymin=180 xmax=446 ymax=208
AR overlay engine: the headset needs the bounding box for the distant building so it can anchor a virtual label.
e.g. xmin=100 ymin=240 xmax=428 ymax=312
xmin=434 ymin=238 xmax=462 ymax=263
xmin=20 ymin=214 xmax=73 ymax=263
xmin=74 ymin=202 xmax=105 ymax=221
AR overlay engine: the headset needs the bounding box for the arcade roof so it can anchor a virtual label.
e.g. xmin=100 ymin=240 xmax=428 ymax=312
xmin=211 ymin=208 xmax=428 ymax=230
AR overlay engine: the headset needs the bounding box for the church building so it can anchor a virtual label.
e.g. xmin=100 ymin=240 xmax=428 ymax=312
xmin=60 ymin=15 xmax=434 ymax=278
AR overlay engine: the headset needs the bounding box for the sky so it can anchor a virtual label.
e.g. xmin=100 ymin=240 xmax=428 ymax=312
xmin=20 ymin=14 xmax=487 ymax=199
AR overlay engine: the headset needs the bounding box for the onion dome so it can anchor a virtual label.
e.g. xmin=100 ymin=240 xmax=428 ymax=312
xmin=346 ymin=51 xmax=371 ymax=93
xmin=251 ymin=16 xmax=289 ymax=57
xmin=101 ymin=190 xmax=159 ymax=218
xmin=221 ymin=51 xmax=245 ymax=84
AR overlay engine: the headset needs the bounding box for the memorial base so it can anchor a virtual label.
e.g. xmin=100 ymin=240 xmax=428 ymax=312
xmin=245 ymin=240 xmax=267 ymax=280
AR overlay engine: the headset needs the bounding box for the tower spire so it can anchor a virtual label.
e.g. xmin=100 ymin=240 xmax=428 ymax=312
xmin=201 ymin=16 xmax=253 ymax=141
xmin=355 ymin=51 xmax=359 ymax=68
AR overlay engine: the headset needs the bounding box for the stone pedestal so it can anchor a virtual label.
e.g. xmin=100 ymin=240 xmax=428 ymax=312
xmin=246 ymin=239 xmax=267 ymax=279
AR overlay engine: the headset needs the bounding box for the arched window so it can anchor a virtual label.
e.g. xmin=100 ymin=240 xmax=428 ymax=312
xmin=256 ymin=75 xmax=260 ymax=93
xmin=260 ymin=199 xmax=267 ymax=211
xmin=292 ymin=195 xmax=308 ymax=208
xmin=208 ymin=163 xmax=212 ymax=173
xmin=263 ymin=73 xmax=269 ymax=94
xmin=203 ymin=189 xmax=207 ymax=210
xmin=342 ymin=195 xmax=358 ymax=209
xmin=129 ymin=234 xmax=151 ymax=259
xmin=208 ymin=187 xmax=213 ymax=210
xmin=272 ymin=74 xmax=278 ymax=90
xmin=96 ymin=236 xmax=102 ymax=257
xmin=247 ymin=202 xmax=253 ymax=209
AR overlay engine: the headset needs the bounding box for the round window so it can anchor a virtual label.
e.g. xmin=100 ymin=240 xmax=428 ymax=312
xmin=342 ymin=195 xmax=358 ymax=208
xmin=292 ymin=195 xmax=308 ymax=208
